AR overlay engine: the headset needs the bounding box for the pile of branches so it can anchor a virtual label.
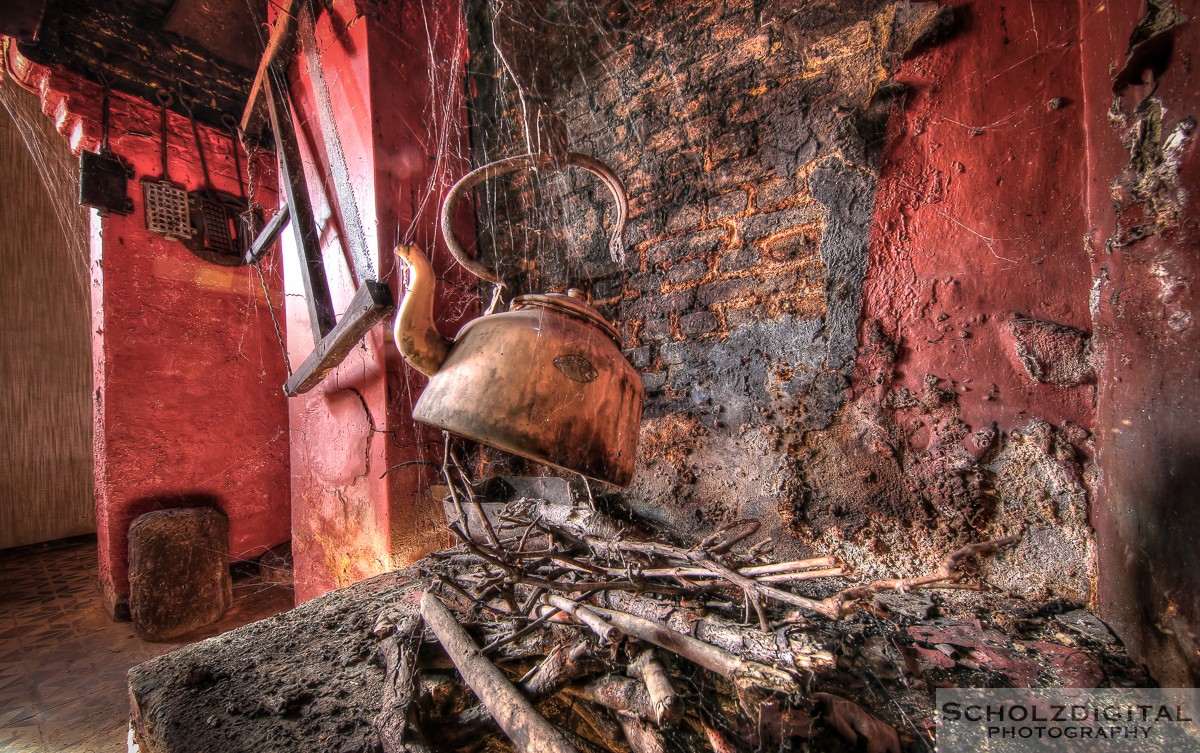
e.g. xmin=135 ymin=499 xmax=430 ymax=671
xmin=371 ymin=478 xmax=1018 ymax=753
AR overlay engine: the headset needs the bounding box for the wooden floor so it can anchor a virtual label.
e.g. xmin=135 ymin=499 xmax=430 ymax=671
xmin=0 ymin=536 xmax=293 ymax=752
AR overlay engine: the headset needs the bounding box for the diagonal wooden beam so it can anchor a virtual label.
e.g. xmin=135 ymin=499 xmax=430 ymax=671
xmin=265 ymin=73 xmax=337 ymax=341
xmin=240 ymin=0 xmax=304 ymax=140
xmin=241 ymin=203 xmax=290 ymax=266
xmin=284 ymin=281 xmax=395 ymax=396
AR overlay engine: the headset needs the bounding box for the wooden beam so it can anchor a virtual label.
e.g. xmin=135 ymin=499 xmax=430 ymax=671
xmin=284 ymin=281 xmax=395 ymax=396
xmin=297 ymin=4 xmax=374 ymax=284
xmin=240 ymin=0 xmax=304 ymax=139
xmin=242 ymin=203 xmax=290 ymax=266
xmin=266 ymin=74 xmax=337 ymax=341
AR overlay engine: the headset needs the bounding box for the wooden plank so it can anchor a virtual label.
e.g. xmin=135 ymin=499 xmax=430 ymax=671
xmin=297 ymin=4 xmax=374 ymax=283
xmin=241 ymin=203 xmax=290 ymax=266
xmin=283 ymin=280 xmax=395 ymax=396
xmin=266 ymin=74 xmax=337 ymax=340
xmin=240 ymin=0 xmax=303 ymax=139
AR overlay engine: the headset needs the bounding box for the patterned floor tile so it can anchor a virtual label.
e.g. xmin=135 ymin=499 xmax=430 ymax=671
xmin=37 ymin=688 xmax=129 ymax=753
xmin=0 ymin=661 xmax=33 ymax=708
xmin=1 ymin=537 xmax=293 ymax=751
xmin=0 ymin=714 xmax=43 ymax=752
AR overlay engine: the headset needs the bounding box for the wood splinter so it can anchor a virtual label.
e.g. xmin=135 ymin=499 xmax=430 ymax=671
xmin=628 ymin=649 xmax=681 ymax=727
xmin=419 ymin=591 xmax=580 ymax=753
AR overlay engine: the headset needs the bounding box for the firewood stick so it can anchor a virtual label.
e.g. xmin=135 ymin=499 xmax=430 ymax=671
xmin=419 ymin=592 xmax=580 ymax=753
xmin=562 ymin=533 xmax=837 ymax=617
xmin=736 ymin=557 xmax=839 ymax=575
xmin=566 ymin=697 xmax=633 ymax=753
xmin=544 ymin=593 xmax=618 ymax=643
xmin=616 ymin=715 xmax=666 ymax=753
xmin=572 ymin=599 xmax=799 ymax=700
xmin=564 ymin=675 xmax=657 ymax=723
xmin=373 ymin=614 xmax=430 ymax=753
xmin=689 ymin=554 xmax=771 ymax=631
xmin=435 ymin=639 xmax=605 ymax=746
xmin=600 ymin=592 xmax=835 ymax=671
xmin=576 ymin=533 xmax=1018 ymax=619
xmin=817 ymin=535 xmax=1021 ymax=618
xmin=522 ymin=638 xmax=600 ymax=697
xmin=449 ymin=448 xmax=502 ymax=549
xmin=481 ymin=607 xmax=561 ymax=655
xmin=755 ymin=567 xmax=845 ymax=583
xmin=590 ymin=558 xmax=842 ymax=581
xmin=628 ymin=649 xmax=681 ymax=727
xmin=523 ymin=499 xmax=647 ymax=541
xmin=432 ymin=575 xmax=511 ymax=619
xmin=745 ymin=539 xmax=773 ymax=558
xmin=698 ymin=519 xmax=760 ymax=555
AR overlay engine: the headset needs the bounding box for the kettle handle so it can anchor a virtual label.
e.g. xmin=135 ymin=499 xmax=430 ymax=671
xmin=440 ymin=153 xmax=629 ymax=285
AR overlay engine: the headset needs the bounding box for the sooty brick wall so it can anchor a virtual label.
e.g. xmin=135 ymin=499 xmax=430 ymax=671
xmin=466 ymin=0 xmax=952 ymax=555
xmin=464 ymin=0 xmax=951 ymax=554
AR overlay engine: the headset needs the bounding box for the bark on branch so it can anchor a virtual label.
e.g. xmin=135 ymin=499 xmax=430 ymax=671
xmin=420 ymin=591 xmax=580 ymax=753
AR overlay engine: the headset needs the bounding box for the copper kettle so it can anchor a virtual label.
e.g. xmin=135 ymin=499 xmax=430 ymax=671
xmin=392 ymin=153 xmax=644 ymax=487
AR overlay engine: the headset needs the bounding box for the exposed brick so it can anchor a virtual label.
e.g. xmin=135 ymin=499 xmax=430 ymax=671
xmin=667 ymin=257 xmax=709 ymax=284
xmin=761 ymin=225 xmax=820 ymax=260
xmin=663 ymin=150 xmax=705 ymax=180
xmin=641 ymin=372 xmax=667 ymax=393
xmin=624 ymin=346 xmax=653 ymax=369
xmin=737 ymin=33 xmax=771 ymax=59
xmin=708 ymin=156 xmax=761 ymax=191
xmin=708 ymin=189 xmax=749 ymax=220
xmin=757 ymin=177 xmax=801 ymax=208
xmin=661 ymin=340 xmax=710 ymax=366
xmin=641 ymin=319 xmax=673 ymax=344
xmin=725 ymin=304 xmax=769 ymax=329
xmin=739 ymin=205 xmax=824 ymax=242
xmin=627 ymin=271 xmax=666 ymax=294
xmin=718 ymin=245 xmax=760 ymax=272
xmin=620 ymin=289 xmax=696 ymax=317
xmin=696 ymin=277 xmax=762 ymax=308
xmin=684 ymin=114 xmax=721 ymax=144
xmin=665 ymin=202 xmax=704 ymax=234
xmin=707 ymin=129 xmax=757 ymax=163
xmin=646 ymin=228 xmax=729 ymax=266
xmin=680 ymin=311 xmax=720 ymax=336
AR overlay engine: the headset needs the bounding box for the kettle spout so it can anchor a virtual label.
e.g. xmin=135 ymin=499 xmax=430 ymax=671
xmin=392 ymin=244 xmax=450 ymax=377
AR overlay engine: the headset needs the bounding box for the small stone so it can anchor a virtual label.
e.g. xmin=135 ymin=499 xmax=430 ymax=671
xmin=128 ymin=507 xmax=233 ymax=641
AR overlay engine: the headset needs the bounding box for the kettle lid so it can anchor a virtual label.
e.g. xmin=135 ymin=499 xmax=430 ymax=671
xmin=510 ymin=288 xmax=622 ymax=347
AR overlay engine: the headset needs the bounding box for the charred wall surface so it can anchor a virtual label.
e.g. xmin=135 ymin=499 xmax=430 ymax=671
xmin=464 ymin=0 xmax=1098 ymax=607
xmin=1082 ymin=0 xmax=1200 ymax=686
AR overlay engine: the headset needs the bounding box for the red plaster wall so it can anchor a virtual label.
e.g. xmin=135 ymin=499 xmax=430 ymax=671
xmin=864 ymin=0 xmax=1095 ymax=436
xmin=1079 ymin=0 xmax=1200 ymax=686
xmin=279 ymin=0 xmax=475 ymax=601
xmin=10 ymin=61 xmax=293 ymax=615
xmin=866 ymin=0 xmax=1200 ymax=683
xmin=95 ymin=97 xmax=290 ymax=615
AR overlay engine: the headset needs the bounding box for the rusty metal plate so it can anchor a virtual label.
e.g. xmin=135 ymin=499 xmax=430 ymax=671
xmin=143 ymin=180 xmax=192 ymax=240
xmin=79 ymin=149 xmax=133 ymax=216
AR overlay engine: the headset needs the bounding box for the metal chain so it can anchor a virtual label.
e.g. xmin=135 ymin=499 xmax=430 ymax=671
xmin=255 ymin=262 xmax=293 ymax=377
